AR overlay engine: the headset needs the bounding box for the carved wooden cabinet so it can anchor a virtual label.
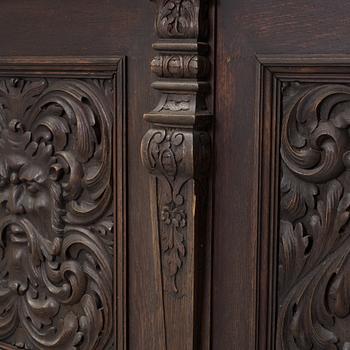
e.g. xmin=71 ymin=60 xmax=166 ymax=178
xmin=1 ymin=1 xmax=350 ymax=349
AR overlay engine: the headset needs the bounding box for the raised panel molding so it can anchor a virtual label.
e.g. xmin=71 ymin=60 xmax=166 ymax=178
xmin=141 ymin=0 xmax=213 ymax=349
xmin=0 ymin=58 xmax=125 ymax=350
xmin=257 ymin=57 xmax=350 ymax=350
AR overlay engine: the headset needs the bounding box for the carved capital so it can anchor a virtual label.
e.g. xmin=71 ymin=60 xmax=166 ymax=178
xmin=153 ymin=0 xmax=209 ymax=39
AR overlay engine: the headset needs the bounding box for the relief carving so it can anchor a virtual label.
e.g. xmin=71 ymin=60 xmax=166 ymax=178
xmin=151 ymin=55 xmax=209 ymax=78
xmin=143 ymin=128 xmax=191 ymax=293
xmin=154 ymin=94 xmax=192 ymax=113
xmin=278 ymin=83 xmax=350 ymax=349
xmin=155 ymin=0 xmax=200 ymax=38
xmin=142 ymin=127 xmax=210 ymax=294
xmin=0 ymin=77 xmax=114 ymax=349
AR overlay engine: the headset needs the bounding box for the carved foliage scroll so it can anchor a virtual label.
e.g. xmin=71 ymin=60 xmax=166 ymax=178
xmin=277 ymin=82 xmax=350 ymax=349
xmin=143 ymin=128 xmax=190 ymax=293
xmin=0 ymin=76 xmax=116 ymax=350
xmin=142 ymin=127 xmax=210 ymax=293
xmin=155 ymin=0 xmax=199 ymax=38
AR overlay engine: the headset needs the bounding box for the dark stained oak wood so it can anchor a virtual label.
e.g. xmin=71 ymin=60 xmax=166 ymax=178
xmin=5 ymin=1 xmax=350 ymax=349
xmin=141 ymin=1 xmax=213 ymax=349
xmin=0 ymin=2 xmax=214 ymax=349
xmin=255 ymin=59 xmax=350 ymax=350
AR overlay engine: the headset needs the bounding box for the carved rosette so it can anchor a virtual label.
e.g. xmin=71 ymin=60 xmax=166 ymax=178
xmin=277 ymin=82 xmax=350 ymax=349
xmin=141 ymin=0 xmax=211 ymax=348
xmin=0 ymin=77 xmax=115 ymax=350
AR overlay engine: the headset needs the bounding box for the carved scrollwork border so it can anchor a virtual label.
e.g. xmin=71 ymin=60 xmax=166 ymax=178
xmin=256 ymin=56 xmax=350 ymax=350
xmin=141 ymin=0 xmax=213 ymax=349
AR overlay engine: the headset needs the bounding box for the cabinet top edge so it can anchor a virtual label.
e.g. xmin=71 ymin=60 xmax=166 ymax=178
xmin=0 ymin=56 xmax=123 ymax=71
xmin=256 ymin=54 xmax=350 ymax=66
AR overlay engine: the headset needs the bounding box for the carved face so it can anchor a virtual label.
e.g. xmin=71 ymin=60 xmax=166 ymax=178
xmin=0 ymin=78 xmax=114 ymax=350
xmin=0 ymin=124 xmax=62 ymax=248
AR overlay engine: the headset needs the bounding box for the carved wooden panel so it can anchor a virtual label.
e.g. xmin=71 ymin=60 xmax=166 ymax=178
xmin=0 ymin=58 xmax=125 ymax=350
xmin=256 ymin=58 xmax=350 ymax=350
xmin=277 ymin=81 xmax=350 ymax=350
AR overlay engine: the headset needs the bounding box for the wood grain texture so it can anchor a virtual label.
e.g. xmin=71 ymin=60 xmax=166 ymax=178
xmin=0 ymin=58 xmax=125 ymax=350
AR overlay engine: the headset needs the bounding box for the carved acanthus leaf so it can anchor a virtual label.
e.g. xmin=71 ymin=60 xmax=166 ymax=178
xmin=156 ymin=0 xmax=199 ymax=38
xmin=278 ymin=83 xmax=350 ymax=350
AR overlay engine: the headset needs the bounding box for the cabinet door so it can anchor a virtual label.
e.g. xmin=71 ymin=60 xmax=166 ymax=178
xmin=213 ymin=1 xmax=350 ymax=349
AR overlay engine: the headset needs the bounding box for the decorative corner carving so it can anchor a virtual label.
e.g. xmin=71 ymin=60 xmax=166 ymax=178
xmin=141 ymin=0 xmax=212 ymax=348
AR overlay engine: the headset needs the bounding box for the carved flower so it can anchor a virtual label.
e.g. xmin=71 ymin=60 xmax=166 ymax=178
xmin=161 ymin=206 xmax=186 ymax=228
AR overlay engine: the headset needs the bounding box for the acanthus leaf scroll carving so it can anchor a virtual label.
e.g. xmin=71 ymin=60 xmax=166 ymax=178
xmin=278 ymin=82 xmax=350 ymax=350
xmin=155 ymin=0 xmax=200 ymax=38
xmin=0 ymin=77 xmax=114 ymax=350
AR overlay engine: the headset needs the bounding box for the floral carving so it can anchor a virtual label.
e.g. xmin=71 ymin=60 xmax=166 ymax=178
xmin=156 ymin=0 xmax=199 ymax=38
xmin=142 ymin=0 xmax=211 ymax=345
xmin=142 ymin=128 xmax=192 ymax=293
xmin=0 ymin=78 xmax=114 ymax=349
xmin=278 ymin=83 xmax=350 ymax=349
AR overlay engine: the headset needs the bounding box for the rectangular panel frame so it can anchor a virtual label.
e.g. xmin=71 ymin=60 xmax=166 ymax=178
xmin=256 ymin=55 xmax=350 ymax=350
xmin=0 ymin=56 xmax=126 ymax=350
